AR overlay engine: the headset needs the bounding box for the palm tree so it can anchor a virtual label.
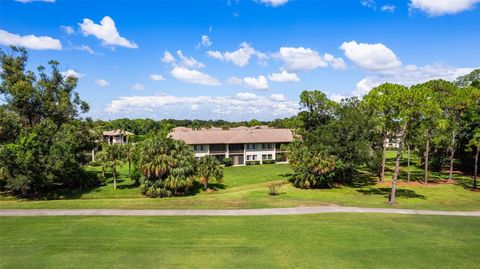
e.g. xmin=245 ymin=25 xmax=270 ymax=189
xmin=138 ymin=133 xmax=196 ymax=196
xmin=100 ymin=144 xmax=125 ymax=189
xmin=124 ymin=143 xmax=136 ymax=177
xmin=197 ymin=156 xmax=223 ymax=190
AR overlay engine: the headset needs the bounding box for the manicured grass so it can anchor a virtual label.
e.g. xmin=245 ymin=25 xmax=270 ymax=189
xmin=1 ymin=214 xmax=479 ymax=268
xmin=1 ymin=152 xmax=478 ymax=211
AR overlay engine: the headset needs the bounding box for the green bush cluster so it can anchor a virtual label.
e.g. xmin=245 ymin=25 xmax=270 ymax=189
xmin=246 ymin=160 xmax=261 ymax=165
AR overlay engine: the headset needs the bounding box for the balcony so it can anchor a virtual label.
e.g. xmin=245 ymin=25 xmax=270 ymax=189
xmin=228 ymin=144 xmax=245 ymax=154
xmin=209 ymin=144 xmax=226 ymax=154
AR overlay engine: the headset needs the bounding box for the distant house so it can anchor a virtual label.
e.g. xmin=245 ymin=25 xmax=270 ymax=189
xmin=170 ymin=126 xmax=294 ymax=165
xmin=102 ymin=129 xmax=134 ymax=145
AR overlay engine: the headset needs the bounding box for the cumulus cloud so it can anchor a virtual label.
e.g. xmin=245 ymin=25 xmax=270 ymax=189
xmin=0 ymin=29 xmax=61 ymax=50
xmin=105 ymin=93 xmax=298 ymax=120
xmin=381 ymin=4 xmax=396 ymax=12
xmin=149 ymin=74 xmax=165 ymax=81
xmin=61 ymin=69 xmax=84 ymax=79
xmin=257 ymin=0 xmax=289 ymax=7
xmin=409 ymin=0 xmax=480 ymax=16
xmin=270 ymin=93 xmax=286 ymax=101
xmin=228 ymin=75 xmax=269 ymax=90
xmin=196 ymin=35 xmax=212 ymax=48
xmin=95 ymin=79 xmax=109 ymax=87
xmin=360 ymin=0 xmax=375 ymax=9
xmin=162 ymin=51 xmax=175 ymax=63
xmin=340 ymin=41 xmax=401 ymax=72
xmin=60 ymin=25 xmax=74 ymax=35
xmin=170 ymin=66 xmax=220 ymax=86
xmin=131 ymin=83 xmax=144 ymax=91
xmin=274 ymin=47 xmax=345 ymax=71
xmin=176 ymin=50 xmax=205 ymax=68
xmin=207 ymin=42 xmax=267 ymax=67
xmin=268 ymin=70 xmax=300 ymax=82
xmin=79 ymin=16 xmax=138 ymax=48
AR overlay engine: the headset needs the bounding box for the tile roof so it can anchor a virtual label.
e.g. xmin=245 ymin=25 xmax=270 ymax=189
xmin=102 ymin=129 xmax=134 ymax=136
xmin=170 ymin=126 xmax=293 ymax=144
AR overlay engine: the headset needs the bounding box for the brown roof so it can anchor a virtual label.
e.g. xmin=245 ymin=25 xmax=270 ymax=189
xmin=102 ymin=129 xmax=134 ymax=136
xmin=170 ymin=127 xmax=293 ymax=144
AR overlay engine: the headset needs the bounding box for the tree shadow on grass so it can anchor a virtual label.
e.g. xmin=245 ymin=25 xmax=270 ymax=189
xmin=357 ymin=187 xmax=426 ymax=199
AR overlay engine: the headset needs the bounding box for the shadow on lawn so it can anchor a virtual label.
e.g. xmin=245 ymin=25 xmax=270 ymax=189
xmin=357 ymin=187 xmax=426 ymax=199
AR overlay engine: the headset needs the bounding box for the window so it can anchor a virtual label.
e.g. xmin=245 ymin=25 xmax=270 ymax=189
xmin=193 ymin=145 xmax=206 ymax=151
xmin=262 ymin=154 xmax=273 ymax=160
xmin=247 ymin=155 xmax=252 ymax=161
xmin=262 ymin=143 xmax=273 ymax=149
xmin=248 ymin=155 xmax=257 ymax=160
xmin=247 ymin=144 xmax=256 ymax=150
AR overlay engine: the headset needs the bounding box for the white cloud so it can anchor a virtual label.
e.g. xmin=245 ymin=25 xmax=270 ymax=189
xmin=409 ymin=0 xmax=480 ymax=16
xmin=257 ymin=0 xmax=289 ymax=7
xmin=323 ymin=53 xmax=347 ymax=70
xmin=162 ymin=51 xmax=175 ymax=63
xmin=329 ymin=94 xmax=348 ymax=103
xmin=149 ymin=74 xmax=165 ymax=81
xmin=0 ymin=29 xmax=61 ymax=50
xmin=381 ymin=4 xmax=396 ymax=12
xmin=268 ymin=70 xmax=300 ymax=82
xmin=74 ymin=44 xmax=95 ymax=54
xmin=340 ymin=41 xmax=401 ymax=72
xmin=274 ymin=47 xmax=345 ymax=71
xmin=95 ymin=79 xmax=109 ymax=87
xmin=176 ymin=50 xmax=205 ymax=68
xmin=197 ymin=35 xmax=212 ymax=48
xmin=228 ymin=75 xmax=269 ymax=90
xmin=61 ymin=69 xmax=84 ymax=79
xmin=60 ymin=25 xmax=74 ymax=34
xmin=15 ymin=0 xmax=55 ymax=3
xmin=207 ymin=42 xmax=267 ymax=67
xmin=105 ymin=93 xmax=298 ymax=120
xmin=236 ymin=92 xmax=258 ymax=101
xmin=354 ymin=64 xmax=476 ymax=96
xmin=360 ymin=0 xmax=375 ymax=8
xmin=270 ymin=93 xmax=286 ymax=101
xmin=78 ymin=16 xmax=138 ymax=48
xmin=131 ymin=83 xmax=144 ymax=91
xmin=170 ymin=66 xmax=220 ymax=86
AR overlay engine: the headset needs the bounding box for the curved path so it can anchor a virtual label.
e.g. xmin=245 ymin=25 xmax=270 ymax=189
xmin=0 ymin=206 xmax=479 ymax=217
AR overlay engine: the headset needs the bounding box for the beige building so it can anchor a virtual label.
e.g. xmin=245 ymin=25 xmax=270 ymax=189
xmin=102 ymin=129 xmax=133 ymax=145
xmin=170 ymin=126 xmax=294 ymax=166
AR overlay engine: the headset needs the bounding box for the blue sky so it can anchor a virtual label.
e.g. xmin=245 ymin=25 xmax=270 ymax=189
xmin=1 ymin=0 xmax=479 ymax=120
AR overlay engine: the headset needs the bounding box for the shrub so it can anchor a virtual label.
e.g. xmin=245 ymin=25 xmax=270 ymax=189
xmin=268 ymin=182 xmax=283 ymax=196
xmin=223 ymin=157 xmax=233 ymax=167
xmin=246 ymin=160 xmax=261 ymax=165
xmin=262 ymin=159 xmax=276 ymax=164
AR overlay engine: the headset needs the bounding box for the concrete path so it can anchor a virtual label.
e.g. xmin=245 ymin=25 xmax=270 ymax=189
xmin=0 ymin=206 xmax=479 ymax=217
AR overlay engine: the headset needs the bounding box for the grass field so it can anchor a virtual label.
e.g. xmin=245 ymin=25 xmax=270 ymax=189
xmin=0 ymin=151 xmax=478 ymax=211
xmin=1 ymin=214 xmax=479 ymax=268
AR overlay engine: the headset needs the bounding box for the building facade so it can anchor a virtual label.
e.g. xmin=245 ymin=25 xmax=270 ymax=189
xmin=102 ymin=129 xmax=133 ymax=145
xmin=170 ymin=126 xmax=293 ymax=165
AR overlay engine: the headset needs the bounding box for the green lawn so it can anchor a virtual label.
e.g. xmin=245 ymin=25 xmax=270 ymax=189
xmin=1 ymin=214 xmax=478 ymax=268
xmin=0 ymin=152 xmax=479 ymax=211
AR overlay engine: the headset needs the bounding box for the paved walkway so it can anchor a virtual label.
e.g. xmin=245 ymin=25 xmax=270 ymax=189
xmin=0 ymin=206 xmax=479 ymax=217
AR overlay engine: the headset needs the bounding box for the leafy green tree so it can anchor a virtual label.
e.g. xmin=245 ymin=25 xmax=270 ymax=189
xmin=197 ymin=156 xmax=223 ymax=190
xmin=0 ymin=47 xmax=94 ymax=197
xmin=101 ymin=144 xmax=125 ymax=189
xmin=124 ymin=143 xmax=137 ymax=177
xmin=365 ymin=83 xmax=414 ymax=204
xmin=467 ymin=129 xmax=480 ymax=189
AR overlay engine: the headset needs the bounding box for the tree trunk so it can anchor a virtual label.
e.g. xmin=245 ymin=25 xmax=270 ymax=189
xmin=128 ymin=160 xmax=131 ymax=177
xmin=390 ymin=125 xmax=406 ymax=204
xmin=407 ymin=143 xmax=411 ymax=183
xmin=474 ymin=147 xmax=478 ymax=190
xmin=448 ymin=130 xmax=456 ymax=182
xmin=380 ymin=132 xmax=387 ymax=183
xmin=424 ymin=139 xmax=430 ymax=185
xmin=113 ymin=169 xmax=117 ymax=189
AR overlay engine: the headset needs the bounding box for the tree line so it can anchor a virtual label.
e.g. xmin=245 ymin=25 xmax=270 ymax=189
xmin=1 ymin=47 xmax=479 ymax=202
xmin=288 ymin=73 xmax=480 ymax=203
